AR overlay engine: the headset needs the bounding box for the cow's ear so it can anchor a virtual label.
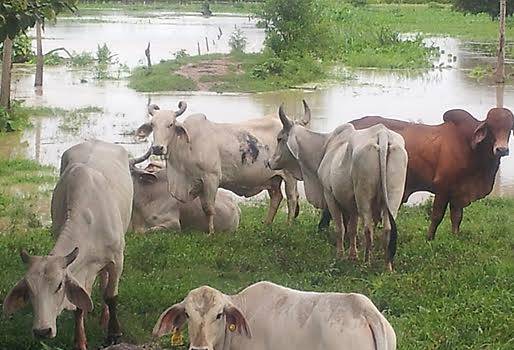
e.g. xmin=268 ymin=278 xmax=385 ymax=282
xmin=137 ymin=123 xmax=153 ymax=139
xmin=471 ymin=122 xmax=488 ymax=149
xmin=286 ymin=131 xmax=300 ymax=159
xmin=65 ymin=275 xmax=93 ymax=312
xmin=173 ymin=122 xmax=190 ymax=143
xmin=224 ymin=305 xmax=251 ymax=338
xmin=152 ymin=302 xmax=187 ymax=337
xmin=3 ymin=279 xmax=29 ymax=316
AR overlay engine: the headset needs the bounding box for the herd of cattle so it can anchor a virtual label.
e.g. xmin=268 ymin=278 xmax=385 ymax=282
xmin=2 ymin=100 xmax=513 ymax=350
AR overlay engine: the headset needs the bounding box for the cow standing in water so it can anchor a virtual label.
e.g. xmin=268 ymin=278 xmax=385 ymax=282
xmin=136 ymin=102 xmax=300 ymax=234
xmin=350 ymin=108 xmax=514 ymax=240
xmin=153 ymin=281 xmax=396 ymax=350
xmin=3 ymin=140 xmax=133 ymax=350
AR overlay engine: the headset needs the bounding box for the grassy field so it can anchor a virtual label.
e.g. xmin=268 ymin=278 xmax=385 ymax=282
xmin=0 ymin=158 xmax=513 ymax=349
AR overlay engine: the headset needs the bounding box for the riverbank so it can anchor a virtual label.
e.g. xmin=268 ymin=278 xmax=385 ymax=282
xmin=0 ymin=158 xmax=512 ymax=349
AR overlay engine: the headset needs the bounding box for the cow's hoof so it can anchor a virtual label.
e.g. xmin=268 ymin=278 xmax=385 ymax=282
xmin=105 ymin=333 xmax=122 ymax=346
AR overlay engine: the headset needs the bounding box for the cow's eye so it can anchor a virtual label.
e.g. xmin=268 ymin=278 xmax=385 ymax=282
xmin=168 ymin=123 xmax=174 ymax=128
xmin=55 ymin=281 xmax=63 ymax=293
xmin=216 ymin=312 xmax=223 ymax=320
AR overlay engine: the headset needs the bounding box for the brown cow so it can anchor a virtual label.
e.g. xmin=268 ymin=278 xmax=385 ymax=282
xmin=349 ymin=108 xmax=513 ymax=240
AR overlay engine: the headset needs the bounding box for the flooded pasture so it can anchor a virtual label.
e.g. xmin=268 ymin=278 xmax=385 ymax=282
xmin=6 ymin=14 xmax=514 ymax=204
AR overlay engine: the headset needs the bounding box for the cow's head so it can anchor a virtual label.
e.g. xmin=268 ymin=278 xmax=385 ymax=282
xmin=153 ymin=286 xmax=251 ymax=350
xmin=136 ymin=101 xmax=188 ymax=156
xmin=472 ymin=108 xmax=514 ymax=157
xmin=267 ymin=100 xmax=310 ymax=178
xmin=3 ymin=248 xmax=93 ymax=339
xmin=129 ymin=148 xmax=158 ymax=184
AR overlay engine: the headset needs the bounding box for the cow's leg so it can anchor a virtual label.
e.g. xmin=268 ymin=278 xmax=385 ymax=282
xmin=283 ymin=175 xmax=299 ymax=224
xmin=264 ymin=176 xmax=283 ymax=225
xmin=427 ymin=193 xmax=449 ymax=241
xmin=99 ymin=269 xmax=109 ymax=330
xmin=363 ymin=215 xmax=374 ymax=265
xmin=449 ymin=202 xmax=463 ymax=235
xmin=103 ymin=257 xmax=124 ymax=345
xmin=317 ymin=208 xmax=332 ymax=232
xmin=347 ymin=212 xmax=358 ymax=261
xmin=324 ymin=191 xmax=345 ymax=258
xmin=73 ymin=308 xmax=87 ymax=350
xmin=200 ymin=176 xmax=218 ymax=234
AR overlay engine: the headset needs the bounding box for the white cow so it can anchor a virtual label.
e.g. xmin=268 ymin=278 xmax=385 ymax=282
xmin=136 ymin=102 xmax=300 ymax=234
xmin=268 ymin=103 xmax=408 ymax=270
xmin=153 ymin=281 xmax=396 ymax=350
xmin=3 ymin=140 xmax=133 ymax=350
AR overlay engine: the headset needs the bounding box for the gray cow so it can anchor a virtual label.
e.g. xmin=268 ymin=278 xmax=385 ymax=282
xmin=268 ymin=103 xmax=407 ymax=271
xmin=3 ymin=140 xmax=133 ymax=349
xmin=137 ymin=102 xmax=300 ymax=234
xmin=153 ymin=281 xmax=396 ymax=350
xmin=130 ymin=149 xmax=240 ymax=233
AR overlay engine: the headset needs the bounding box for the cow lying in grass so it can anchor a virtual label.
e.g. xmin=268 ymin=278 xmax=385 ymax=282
xmin=153 ymin=281 xmax=396 ymax=350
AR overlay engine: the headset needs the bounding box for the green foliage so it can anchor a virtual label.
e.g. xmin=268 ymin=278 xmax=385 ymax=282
xmin=453 ymin=0 xmax=513 ymax=19
xmin=228 ymin=27 xmax=248 ymax=54
xmin=0 ymin=0 xmax=78 ymax=42
xmin=261 ymin=0 xmax=332 ymax=59
xmin=0 ymin=33 xmax=34 ymax=63
xmin=95 ymin=42 xmax=113 ymax=64
xmin=0 ymin=100 xmax=32 ymax=132
xmin=351 ymin=0 xmax=368 ymax=6
xmin=129 ymin=58 xmax=198 ymax=92
xmin=70 ymin=51 xmax=95 ymax=66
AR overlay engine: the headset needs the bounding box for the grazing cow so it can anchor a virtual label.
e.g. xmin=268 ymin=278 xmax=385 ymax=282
xmin=350 ymin=108 xmax=514 ymax=240
xmin=3 ymin=140 xmax=133 ymax=350
xmin=153 ymin=281 xmax=396 ymax=350
xmin=136 ymin=102 xmax=300 ymax=234
xmin=268 ymin=103 xmax=407 ymax=270
xmin=129 ymin=149 xmax=240 ymax=233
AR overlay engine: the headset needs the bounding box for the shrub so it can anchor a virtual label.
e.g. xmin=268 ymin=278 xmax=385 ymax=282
xmin=0 ymin=34 xmax=34 ymax=63
xmin=453 ymin=0 xmax=513 ymax=19
xmin=229 ymin=27 xmax=248 ymax=54
xmin=0 ymin=101 xmax=31 ymax=132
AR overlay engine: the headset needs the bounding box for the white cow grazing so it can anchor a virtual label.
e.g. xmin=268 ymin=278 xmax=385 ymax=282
xmin=153 ymin=281 xmax=396 ymax=350
xmin=136 ymin=102 xmax=300 ymax=234
xmin=3 ymin=140 xmax=133 ymax=350
xmin=268 ymin=103 xmax=408 ymax=271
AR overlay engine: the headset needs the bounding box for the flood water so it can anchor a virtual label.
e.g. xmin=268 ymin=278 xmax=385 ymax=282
xmin=6 ymin=14 xmax=514 ymax=204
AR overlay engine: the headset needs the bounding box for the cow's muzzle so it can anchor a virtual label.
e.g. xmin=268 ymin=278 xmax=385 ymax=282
xmin=495 ymin=147 xmax=509 ymax=157
xmin=152 ymin=145 xmax=165 ymax=156
xmin=33 ymin=327 xmax=52 ymax=338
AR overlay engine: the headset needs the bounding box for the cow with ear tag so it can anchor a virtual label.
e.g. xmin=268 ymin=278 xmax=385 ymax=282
xmin=3 ymin=140 xmax=133 ymax=350
xmin=153 ymin=281 xmax=396 ymax=350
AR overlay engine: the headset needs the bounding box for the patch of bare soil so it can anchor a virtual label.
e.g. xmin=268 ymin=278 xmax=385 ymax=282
xmin=176 ymin=58 xmax=242 ymax=91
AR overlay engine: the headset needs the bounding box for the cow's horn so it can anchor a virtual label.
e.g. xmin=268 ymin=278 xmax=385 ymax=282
xmin=175 ymin=101 xmax=187 ymax=117
xmin=129 ymin=147 xmax=153 ymax=167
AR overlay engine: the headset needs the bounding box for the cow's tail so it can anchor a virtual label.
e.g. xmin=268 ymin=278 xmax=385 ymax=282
xmin=366 ymin=313 xmax=396 ymax=350
xmin=378 ymin=129 xmax=397 ymax=267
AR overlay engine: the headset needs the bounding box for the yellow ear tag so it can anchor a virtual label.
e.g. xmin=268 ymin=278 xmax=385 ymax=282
xmin=171 ymin=328 xmax=184 ymax=346
xmin=229 ymin=323 xmax=236 ymax=332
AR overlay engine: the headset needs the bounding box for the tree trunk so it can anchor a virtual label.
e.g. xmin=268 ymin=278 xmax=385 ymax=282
xmin=0 ymin=37 xmax=13 ymax=110
xmin=495 ymin=0 xmax=506 ymax=83
xmin=35 ymin=20 xmax=44 ymax=88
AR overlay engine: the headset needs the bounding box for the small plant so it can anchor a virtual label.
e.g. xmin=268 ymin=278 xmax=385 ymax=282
xmin=0 ymin=100 xmax=31 ymax=132
xmin=229 ymin=28 xmax=248 ymax=54
xmin=70 ymin=51 xmax=95 ymax=66
xmin=96 ymin=43 xmax=115 ymax=64
xmin=173 ymin=49 xmax=190 ymax=60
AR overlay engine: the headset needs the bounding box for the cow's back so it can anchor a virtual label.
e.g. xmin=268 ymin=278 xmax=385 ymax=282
xmin=58 ymin=140 xmax=133 ymax=231
xmin=232 ymin=282 xmax=394 ymax=350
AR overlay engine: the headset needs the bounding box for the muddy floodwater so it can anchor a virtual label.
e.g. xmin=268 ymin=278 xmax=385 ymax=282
xmin=5 ymin=14 xmax=514 ymax=204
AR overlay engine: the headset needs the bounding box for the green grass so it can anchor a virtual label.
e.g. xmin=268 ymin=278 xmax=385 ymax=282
xmin=0 ymin=158 xmax=512 ymax=349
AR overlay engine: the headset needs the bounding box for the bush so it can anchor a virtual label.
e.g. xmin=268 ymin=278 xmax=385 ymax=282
xmin=0 ymin=34 xmax=34 ymax=63
xmin=229 ymin=27 xmax=248 ymax=54
xmin=0 ymin=101 xmax=31 ymax=132
xmin=453 ymin=0 xmax=513 ymax=19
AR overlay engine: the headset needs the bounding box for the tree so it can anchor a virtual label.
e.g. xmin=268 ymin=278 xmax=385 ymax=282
xmin=0 ymin=0 xmax=77 ymax=109
xmin=453 ymin=0 xmax=513 ymax=19
xmin=496 ymin=0 xmax=506 ymax=83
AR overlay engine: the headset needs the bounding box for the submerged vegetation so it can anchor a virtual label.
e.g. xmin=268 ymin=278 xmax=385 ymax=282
xmin=0 ymin=159 xmax=512 ymax=349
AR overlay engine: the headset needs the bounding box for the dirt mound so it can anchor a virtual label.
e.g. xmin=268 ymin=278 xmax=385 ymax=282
xmin=176 ymin=58 xmax=242 ymax=91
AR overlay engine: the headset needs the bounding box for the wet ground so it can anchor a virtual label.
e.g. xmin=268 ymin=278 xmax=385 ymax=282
xmin=5 ymin=14 xmax=514 ymax=204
